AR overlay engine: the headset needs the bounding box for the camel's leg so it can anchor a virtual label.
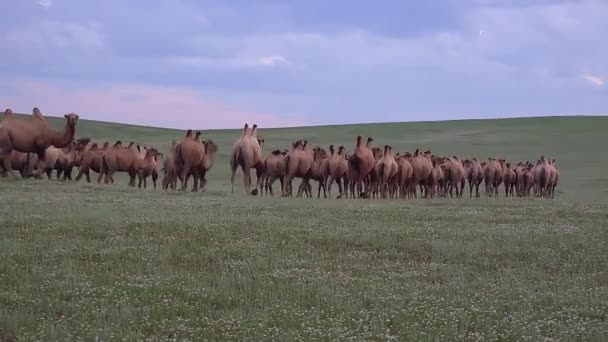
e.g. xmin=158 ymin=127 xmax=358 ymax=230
xmin=0 ymin=157 xmax=18 ymax=179
xmin=230 ymin=161 xmax=238 ymax=194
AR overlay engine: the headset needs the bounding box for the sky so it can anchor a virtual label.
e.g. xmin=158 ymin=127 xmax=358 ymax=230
xmin=0 ymin=0 xmax=606 ymax=129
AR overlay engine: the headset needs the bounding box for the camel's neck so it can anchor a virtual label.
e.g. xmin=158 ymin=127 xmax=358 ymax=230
xmin=51 ymin=123 xmax=75 ymax=148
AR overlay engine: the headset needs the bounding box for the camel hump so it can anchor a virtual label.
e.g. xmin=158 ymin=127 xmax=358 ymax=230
xmin=32 ymin=107 xmax=45 ymax=120
xmin=195 ymin=131 xmax=202 ymax=141
xmin=185 ymin=129 xmax=193 ymax=138
xmin=4 ymin=108 xmax=14 ymax=117
xmin=329 ymin=145 xmax=335 ymax=154
xmin=271 ymin=149 xmax=281 ymax=155
xmin=414 ymin=149 xmax=420 ymax=156
xmin=356 ymin=136 xmax=362 ymax=147
xmin=366 ymin=137 xmax=373 ymax=146
xmin=113 ymin=141 xmax=122 ymax=147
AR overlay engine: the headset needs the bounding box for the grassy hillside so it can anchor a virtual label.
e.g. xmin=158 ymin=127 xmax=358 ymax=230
xmin=2 ymin=114 xmax=608 ymax=340
xmin=17 ymin=113 xmax=608 ymax=201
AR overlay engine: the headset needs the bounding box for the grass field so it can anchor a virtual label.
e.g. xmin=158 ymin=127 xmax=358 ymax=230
xmin=1 ymin=115 xmax=608 ymax=340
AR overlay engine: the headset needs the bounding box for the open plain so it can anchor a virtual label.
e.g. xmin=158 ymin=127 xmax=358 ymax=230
xmin=1 ymin=115 xmax=608 ymax=340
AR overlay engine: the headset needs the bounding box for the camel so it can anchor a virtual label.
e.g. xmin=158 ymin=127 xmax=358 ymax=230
xmin=464 ymin=158 xmax=484 ymax=198
xmin=323 ymin=145 xmax=349 ymax=198
xmin=500 ymin=160 xmax=517 ymax=197
xmin=262 ymin=150 xmax=288 ymax=196
xmin=174 ymin=131 xmax=205 ymax=191
xmin=517 ymin=162 xmax=535 ymax=197
xmin=0 ymin=151 xmax=41 ymax=178
xmin=162 ymin=140 xmax=178 ymax=190
xmin=483 ymin=158 xmax=503 ymax=197
xmin=135 ymin=147 xmax=161 ymax=189
xmin=534 ymin=156 xmax=554 ymax=198
xmin=299 ymin=146 xmax=327 ymax=198
xmin=376 ymin=145 xmax=398 ymax=199
xmin=55 ymin=140 xmax=80 ymax=180
xmin=0 ymin=108 xmax=79 ymax=178
xmin=98 ymin=141 xmax=141 ymax=185
xmin=410 ymin=149 xmax=433 ymax=198
xmin=547 ymin=159 xmax=559 ymax=198
xmin=368 ymin=147 xmax=383 ymax=199
xmin=282 ymin=140 xmax=314 ymax=197
xmin=396 ymin=153 xmax=414 ymax=199
xmin=75 ymin=141 xmax=109 ymax=183
xmin=230 ymin=124 xmax=264 ymax=195
xmin=348 ymin=136 xmax=375 ymax=198
xmin=38 ymin=146 xmax=63 ymax=180
xmin=444 ymin=156 xmax=466 ymax=198
xmin=197 ymin=139 xmax=218 ymax=191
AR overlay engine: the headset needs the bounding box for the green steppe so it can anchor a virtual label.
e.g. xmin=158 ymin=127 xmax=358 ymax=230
xmin=1 ymin=114 xmax=607 ymax=341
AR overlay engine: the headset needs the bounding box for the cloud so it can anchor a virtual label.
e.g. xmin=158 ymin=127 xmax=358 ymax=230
xmin=0 ymin=79 xmax=308 ymax=129
xmin=582 ymin=74 xmax=605 ymax=87
xmin=258 ymin=55 xmax=289 ymax=67
xmin=36 ymin=0 xmax=52 ymax=9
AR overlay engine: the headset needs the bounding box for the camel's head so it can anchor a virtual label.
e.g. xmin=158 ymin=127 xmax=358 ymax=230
xmin=64 ymin=113 xmax=79 ymax=127
xmin=75 ymin=137 xmax=91 ymax=150
xmin=257 ymin=135 xmax=265 ymax=147
xmin=204 ymin=139 xmax=218 ymax=154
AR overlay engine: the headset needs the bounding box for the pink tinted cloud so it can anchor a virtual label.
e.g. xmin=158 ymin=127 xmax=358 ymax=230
xmin=0 ymin=79 xmax=307 ymax=129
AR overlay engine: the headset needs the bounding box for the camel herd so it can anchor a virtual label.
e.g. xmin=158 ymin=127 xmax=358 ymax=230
xmin=0 ymin=109 xmax=560 ymax=199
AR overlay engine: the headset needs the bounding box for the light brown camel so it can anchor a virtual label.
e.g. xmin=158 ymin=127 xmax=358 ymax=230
xmin=39 ymin=146 xmax=62 ymax=180
xmin=517 ymin=162 xmax=535 ymax=197
xmin=0 ymin=108 xmax=79 ymax=178
xmin=534 ymin=156 xmax=554 ymax=198
xmin=376 ymin=145 xmax=398 ymax=199
xmin=99 ymin=141 xmax=141 ymax=185
xmin=0 ymin=151 xmax=41 ymax=178
xmin=323 ymin=145 xmax=349 ymax=198
xmin=483 ymin=158 xmax=502 ymax=197
xmin=547 ymin=159 xmax=559 ymax=199
xmin=230 ymin=124 xmax=264 ymax=195
xmin=348 ymin=136 xmax=375 ymax=198
xmin=262 ymin=150 xmax=288 ymax=196
xmin=298 ymin=146 xmax=327 ymax=198
xmin=464 ymin=158 xmax=484 ymax=198
xmin=444 ymin=156 xmax=465 ymax=198
xmin=410 ymin=149 xmax=433 ymax=198
xmin=396 ymin=153 xmax=414 ymax=199
xmin=162 ymin=140 xmax=178 ymax=190
xmin=428 ymin=156 xmax=445 ymax=198
xmin=135 ymin=147 xmax=160 ymax=189
xmin=174 ymin=131 xmax=205 ymax=191
xmin=282 ymin=140 xmax=313 ymax=197
xmin=197 ymin=139 xmax=218 ymax=191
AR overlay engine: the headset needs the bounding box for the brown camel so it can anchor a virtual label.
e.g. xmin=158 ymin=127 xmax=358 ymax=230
xmin=39 ymin=146 xmax=62 ymax=180
xmin=262 ymin=150 xmax=288 ymax=196
xmin=324 ymin=145 xmax=349 ymax=198
xmin=299 ymin=146 xmax=327 ymax=198
xmin=162 ymin=140 xmax=178 ymax=190
xmin=464 ymin=158 xmax=484 ymax=198
xmin=55 ymin=140 xmax=79 ymax=180
xmin=230 ymin=124 xmax=264 ymax=195
xmin=410 ymin=149 xmax=433 ymax=198
xmin=444 ymin=156 xmax=466 ymax=198
xmin=396 ymin=153 xmax=414 ymax=199
xmin=547 ymin=159 xmax=559 ymax=198
xmin=0 ymin=151 xmax=41 ymax=178
xmin=376 ymin=145 xmax=398 ymax=199
xmin=483 ymin=158 xmax=503 ymax=197
xmin=282 ymin=140 xmax=314 ymax=197
xmin=500 ymin=160 xmax=517 ymax=197
xmin=348 ymin=136 xmax=375 ymax=198
xmin=0 ymin=108 xmax=79 ymax=178
xmin=75 ymin=141 xmax=109 ymax=183
xmin=534 ymin=156 xmax=554 ymax=198
xmin=99 ymin=141 xmax=141 ymax=185
xmin=198 ymin=139 xmax=218 ymax=191
xmin=174 ymin=131 xmax=205 ymax=191
xmin=135 ymin=147 xmax=161 ymax=189
xmin=517 ymin=162 xmax=535 ymax=197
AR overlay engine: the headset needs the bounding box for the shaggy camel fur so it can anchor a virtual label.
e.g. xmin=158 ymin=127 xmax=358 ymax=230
xmin=324 ymin=145 xmax=349 ymax=198
xmin=483 ymin=158 xmax=503 ymax=197
xmin=230 ymin=124 xmax=264 ymax=195
xmin=0 ymin=108 xmax=78 ymax=178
